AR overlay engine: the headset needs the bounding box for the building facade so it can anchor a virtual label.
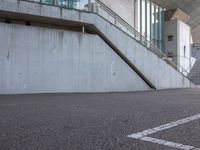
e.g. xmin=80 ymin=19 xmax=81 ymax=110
xmin=0 ymin=0 xmax=194 ymax=94
xmin=136 ymin=0 xmax=165 ymax=51
xmin=32 ymin=0 xmax=165 ymax=51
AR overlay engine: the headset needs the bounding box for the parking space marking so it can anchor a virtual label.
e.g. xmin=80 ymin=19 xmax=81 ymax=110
xmin=140 ymin=136 xmax=200 ymax=150
xmin=127 ymin=114 xmax=200 ymax=150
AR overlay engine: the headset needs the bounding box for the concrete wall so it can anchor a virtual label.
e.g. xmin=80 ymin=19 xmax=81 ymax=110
xmin=0 ymin=0 xmax=195 ymax=93
xmin=164 ymin=20 xmax=178 ymax=64
xmin=178 ymin=20 xmax=191 ymax=73
xmin=100 ymin=0 xmax=137 ymax=29
xmin=92 ymin=14 xmax=193 ymax=89
xmin=0 ymin=23 xmax=150 ymax=94
xmin=164 ymin=20 xmax=191 ymax=73
xmin=188 ymin=44 xmax=200 ymax=84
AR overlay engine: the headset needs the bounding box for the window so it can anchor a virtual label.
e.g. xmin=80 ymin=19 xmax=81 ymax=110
xmin=137 ymin=0 xmax=141 ymax=33
xmin=137 ymin=0 xmax=165 ymax=51
xmin=146 ymin=1 xmax=151 ymax=41
xmin=168 ymin=35 xmax=173 ymax=41
xmin=141 ymin=0 xmax=146 ymax=36
xmin=42 ymin=0 xmax=54 ymax=4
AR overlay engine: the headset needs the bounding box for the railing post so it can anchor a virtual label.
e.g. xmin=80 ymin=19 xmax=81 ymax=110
xmin=82 ymin=26 xmax=85 ymax=34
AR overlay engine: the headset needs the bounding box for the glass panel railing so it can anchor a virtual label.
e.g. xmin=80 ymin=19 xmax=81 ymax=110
xmin=21 ymin=0 xmax=190 ymax=76
xmin=93 ymin=0 xmax=189 ymax=76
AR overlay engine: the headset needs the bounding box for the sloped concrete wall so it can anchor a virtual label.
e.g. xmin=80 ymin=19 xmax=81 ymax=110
xmin=0 ymin=0 xmax=195 ymax=91
xmin=0 ymin=23 xmax=150 ymax=94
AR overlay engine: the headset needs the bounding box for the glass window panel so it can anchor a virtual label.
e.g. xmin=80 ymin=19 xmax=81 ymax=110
xmin=77 ymin=0 xmax=89 ymax=10
xmin=56 ymin=0 xmax=68 ymax=7
xmin=146 ymin=1 xmax=150 ymax=41
xmin=137 ymin=0 xmax=141 ymax=33
xmin=98 ymin=6 xmax=109 ymax=20
xmin=136 ymin=0 xmax=165 ymax=50
xmin=155 ymin=5 xmax=158 ymax=47
xmin=152 ymin=5 xmax=158 ymax=46
xmin=157 ymin=7 xmax=161 ymax=49
xmin=142 ymin=0 xmax=146 ymax=37
xmin=151 ymin=3 xmax=155 ymax=45
xmin=32 ymin=0 xmax=41 ymax=2
xmin=42 ymin=0 xmax=54 ymax=4
xmin=160 ymin=8 xmax=164 ymax=51
xmin=68 ymin=0 xmax=79 ymax=8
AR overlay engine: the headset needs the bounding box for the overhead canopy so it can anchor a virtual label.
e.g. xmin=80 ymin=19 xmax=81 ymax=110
xmin=149 ymin=0 xmax=200 ymax=43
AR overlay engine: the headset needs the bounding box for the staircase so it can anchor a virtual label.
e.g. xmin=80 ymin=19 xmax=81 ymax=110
xmin=0 ymin=0 xmax=194 ymax=91
xmin=21 ymin=0 xmax=190 ymax=78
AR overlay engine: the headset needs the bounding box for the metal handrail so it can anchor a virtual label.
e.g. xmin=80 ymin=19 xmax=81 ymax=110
xmin=20 ymin=0 xmax=189 ymax=76
xmin=95 ymin=0 xmax=189 ymax=76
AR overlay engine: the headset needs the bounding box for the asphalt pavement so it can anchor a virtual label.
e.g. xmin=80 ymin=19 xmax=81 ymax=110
xmin=0 ymin=88 xmax=200 ymax=150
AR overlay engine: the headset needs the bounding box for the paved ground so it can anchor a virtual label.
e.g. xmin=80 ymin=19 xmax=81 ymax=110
xmin=0 ymin=88 xmax=200 ymax=150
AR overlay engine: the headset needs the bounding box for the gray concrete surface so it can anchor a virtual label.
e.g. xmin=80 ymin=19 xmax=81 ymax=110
xmin=164 ymin=20 xmax=191 ymax=72
xmin=0 ymin=88 xmax=200 ymax=150
xmin=188 ymin=43 xmax=200 ymax=85
xmin=149 ymin=0 xmax=200 ymax=43
xmin=100 ymin=0 xmax=137 ymax=29
xmin=152 ymin=119 xmax=200 ymax=148
xmin=0 ymin=22 xmax=150 ymax=94
xmin=0 ymin=0 xmax=194 ymax=92
xmin=188 ymin=61 xmax=200 ymax=85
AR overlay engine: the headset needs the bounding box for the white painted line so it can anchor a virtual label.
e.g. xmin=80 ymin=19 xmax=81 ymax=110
xmin=140 ymin=136 xmax=200 ymax=150
xmin=127 ymin=114 xmax=200 ymax=150
xmin=127 ymin=114 xmax=200 ymax=139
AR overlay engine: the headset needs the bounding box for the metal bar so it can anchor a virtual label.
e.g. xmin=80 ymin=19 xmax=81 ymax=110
xmin=19 ymin=0 xmax=190 ymax=76
xmin=149 ymin=2 xmax=152 ymax=44
xmin=91 ymin=25 xmax=156 ymax=89
xmin=145 ymin=0 xmax=147 ymax=39
xmin=92 ymin=0 xmax=190 ymax=75
xmin=140 ymin=0 xmax=142 ymax=35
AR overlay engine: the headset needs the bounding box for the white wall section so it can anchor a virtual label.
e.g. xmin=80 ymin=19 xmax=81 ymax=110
xmin=0 ymin=0 xmax=195 ymax=94
xmin=0 ymin=23 xmax=150 ymax=94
